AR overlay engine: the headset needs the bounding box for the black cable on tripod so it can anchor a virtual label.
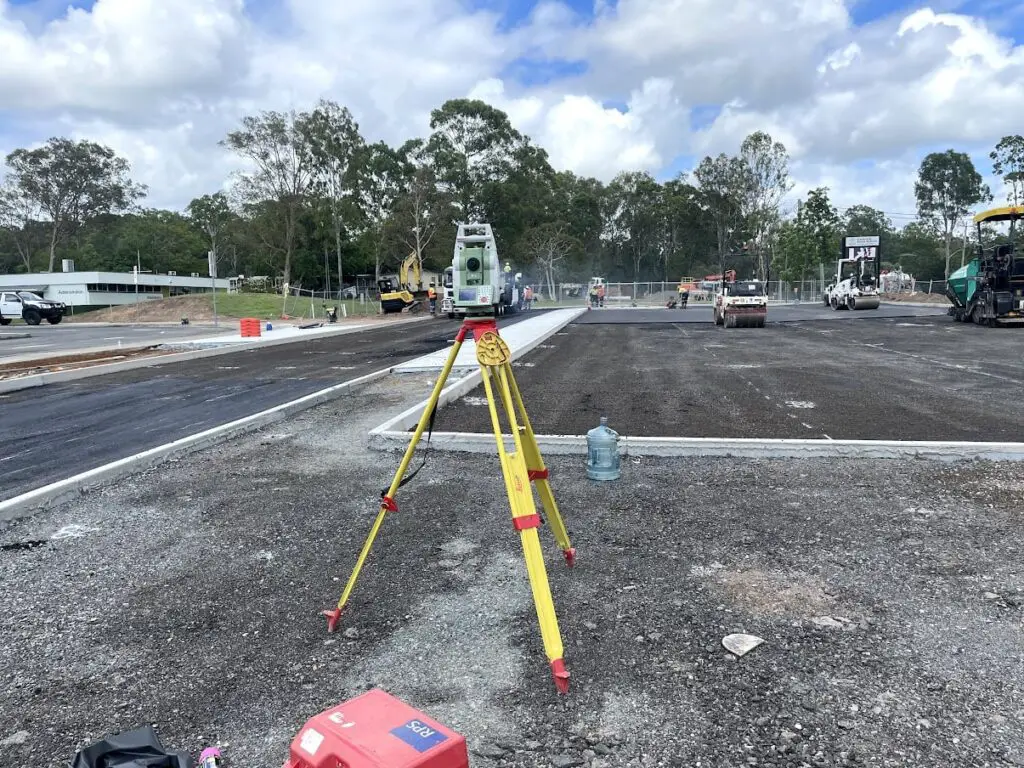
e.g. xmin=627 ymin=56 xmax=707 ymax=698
xmin=381 ymin=401 xmax=438 ymax=502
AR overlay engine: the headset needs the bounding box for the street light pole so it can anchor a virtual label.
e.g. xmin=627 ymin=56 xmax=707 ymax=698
xmin=134 ymin=250 xmax=140 ymax=325
xmin=208 ymin=249 xmax=219 ymax=327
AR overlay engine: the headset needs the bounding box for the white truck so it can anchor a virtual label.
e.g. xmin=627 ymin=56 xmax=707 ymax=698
xmin=1 ymin=290 xmax=67 ymax=326
xmin=713 ymin=279 xmax=767 ymax=328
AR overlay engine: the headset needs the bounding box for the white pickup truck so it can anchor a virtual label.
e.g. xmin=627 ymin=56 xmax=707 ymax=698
xmin=0 ymin=290 xmax=67 ymax=326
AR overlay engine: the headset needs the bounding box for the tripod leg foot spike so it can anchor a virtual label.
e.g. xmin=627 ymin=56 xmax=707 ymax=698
xmin=321 ymin=607 xmax=344 ymax=633
xmin=551 ymin=659 xmax=570 ymax=694
xmin=563 ymin=548 xmax=577 ymax=568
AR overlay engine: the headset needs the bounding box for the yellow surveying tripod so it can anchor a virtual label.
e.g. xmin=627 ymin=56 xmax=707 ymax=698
xmin=322 ymin=317 xmax=577 ymax=693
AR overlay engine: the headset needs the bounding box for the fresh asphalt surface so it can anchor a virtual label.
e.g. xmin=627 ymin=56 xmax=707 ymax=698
xmin=437 ymin=304 xmax=1024 ymax=442
xmin=573 ymin=302 xmax=948 ymax=323
xmin=0 ymin=323 xmax=220 ymax=362
xmin=0 ymin=313 xmax=538 ymax=502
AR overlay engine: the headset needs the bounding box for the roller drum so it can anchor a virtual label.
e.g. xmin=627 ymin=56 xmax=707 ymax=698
xmin=849 ymin=294 xmax=880 ymax=310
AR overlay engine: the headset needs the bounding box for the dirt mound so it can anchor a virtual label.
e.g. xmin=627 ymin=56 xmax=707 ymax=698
xmin=66 ymin=294 xmax=405 ymax=325
xmin=883 ymin=292 xmax=949 ymax=304
xmin=67 ymin=296 xmax=223 ymax=323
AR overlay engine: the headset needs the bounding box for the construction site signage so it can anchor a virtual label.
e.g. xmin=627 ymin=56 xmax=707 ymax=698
xmin=843 ymin=235 xmax=880 ymax=260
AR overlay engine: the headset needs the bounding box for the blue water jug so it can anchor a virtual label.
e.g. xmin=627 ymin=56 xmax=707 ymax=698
xmin=586 ymin=416 xmax=620 ymax=481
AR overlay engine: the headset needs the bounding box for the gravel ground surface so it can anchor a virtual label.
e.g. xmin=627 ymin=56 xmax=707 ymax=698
xmin=435 ymin=316 xmax=1024 ymax=441
xmin=2 ymin=373 xmax=1024 ymax=767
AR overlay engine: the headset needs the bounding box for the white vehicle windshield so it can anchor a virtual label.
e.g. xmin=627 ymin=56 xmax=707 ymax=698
xmin=728 ymin=282 xmax=764 ymax=297
xmin=16 ymin=291 xmax=43 ymax=301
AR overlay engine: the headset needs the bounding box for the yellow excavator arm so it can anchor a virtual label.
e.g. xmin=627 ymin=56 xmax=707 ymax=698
xmin=398 ymin=252 xmax=421 ymax=291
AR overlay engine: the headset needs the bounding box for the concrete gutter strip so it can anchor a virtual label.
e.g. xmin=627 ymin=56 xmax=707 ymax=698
xmin=368 ymin=430 xmax=1024 ymax=462
xmin=0 ymin=318 xmax=422 ymax=394
xmin=369 ymin=308 xmax=585 ymax=436
xmin=0 ymin=367 xmax=394 ymax=521
xmin=369 ymin=370 xmax=483 ymax=436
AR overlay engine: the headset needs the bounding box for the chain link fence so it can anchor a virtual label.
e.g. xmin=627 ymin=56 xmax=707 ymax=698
xmin=278 ymin=278 xmax=952 ymax=315
xmin=532 ymin=281 xmax=828 ymax=306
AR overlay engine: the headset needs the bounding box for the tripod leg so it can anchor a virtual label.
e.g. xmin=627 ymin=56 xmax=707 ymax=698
xmin=480 ymin=364 xmax=570 ymax=694
xmin=323 ymin=328 xmax=467 ymax=631
xmin=504 ymin=363 xmax=575 ymax=567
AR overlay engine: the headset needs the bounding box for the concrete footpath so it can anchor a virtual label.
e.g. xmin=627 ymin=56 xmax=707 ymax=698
xmin=0 ymin=319 xmax=381 ymax=367
xmin=164 ymin=321 xmax=373 ymax=348
xmin=393 ymin=309 xmax=581 ymax=372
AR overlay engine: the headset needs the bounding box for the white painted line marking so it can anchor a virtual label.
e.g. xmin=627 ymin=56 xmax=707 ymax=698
xmin=9 ymin=344 xmax=51 ymax=350
xmin=785 ymin=401 xmax=816 ymax=409
xmin=0 ymin=449 xmax=33 ymax=463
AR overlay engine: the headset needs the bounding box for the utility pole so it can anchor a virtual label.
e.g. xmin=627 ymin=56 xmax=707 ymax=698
xmin=208 ymin=250 xmax=219 ymax=327
xmin=134 ymin=250 xmax=140 ymax=325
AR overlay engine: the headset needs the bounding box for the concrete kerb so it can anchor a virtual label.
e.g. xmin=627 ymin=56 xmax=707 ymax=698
xmin=367 ymin=308 xmax=586 ymax=444
xmin=0 ymin=317 xmax=424 ymax=394
xmin=367 ymin=431 xmax=1024 ymax=462
xmin=0 ymin=367 xmax=396 ymax=522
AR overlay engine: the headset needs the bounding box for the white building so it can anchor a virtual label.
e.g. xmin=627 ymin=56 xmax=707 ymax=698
xmin=0 ymin=264 xmax=235 ymax=308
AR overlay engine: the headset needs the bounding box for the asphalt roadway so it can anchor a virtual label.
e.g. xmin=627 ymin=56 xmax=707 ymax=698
xmin=0 ymin=313 xmax=537 ymax=502
xmin=574 ymin=302 xmax=949 ymax=323
xmin=0 ymin=323 xmax=220 ymax=363
xmin=437 ymin=310 xmax=1024 ymax=442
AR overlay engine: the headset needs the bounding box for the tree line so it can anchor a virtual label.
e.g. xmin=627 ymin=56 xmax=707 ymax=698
xmin=1 ymin=98 xmax=1022 ymax=293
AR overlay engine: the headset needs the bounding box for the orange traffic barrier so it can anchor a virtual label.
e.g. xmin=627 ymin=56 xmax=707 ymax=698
xmin=240 ymin=317 xmax=262 ymax=338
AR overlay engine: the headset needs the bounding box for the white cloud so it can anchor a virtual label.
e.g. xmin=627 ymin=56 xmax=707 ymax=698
xmin=469 ymin=76 xmax=684 ymax=179
xmin=0 ymin=0 xmax=1021 ymax=219
xmin=0 ymin=0 xmax=253 ymax=114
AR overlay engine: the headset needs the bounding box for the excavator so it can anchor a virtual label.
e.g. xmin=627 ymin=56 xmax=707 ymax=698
xmin=378 ymin=252 xmax=426 ymax=314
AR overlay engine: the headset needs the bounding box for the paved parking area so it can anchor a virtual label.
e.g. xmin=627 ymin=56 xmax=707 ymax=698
xmin=0 ymin=313 xmax=540 ymax=503
xmin=435 ymin=314 xmax=1024 ymax=442
xmin=573 ymin=304 xmax=948 ymax=324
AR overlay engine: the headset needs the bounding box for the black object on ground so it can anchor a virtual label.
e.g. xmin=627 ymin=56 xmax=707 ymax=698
xmin=71 ymin=725 xmax=192 ymax=768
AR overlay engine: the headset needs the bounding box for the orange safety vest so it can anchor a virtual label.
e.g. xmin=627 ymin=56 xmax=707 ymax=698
xmin=427 ymin=287 xmax=436 ymax=299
